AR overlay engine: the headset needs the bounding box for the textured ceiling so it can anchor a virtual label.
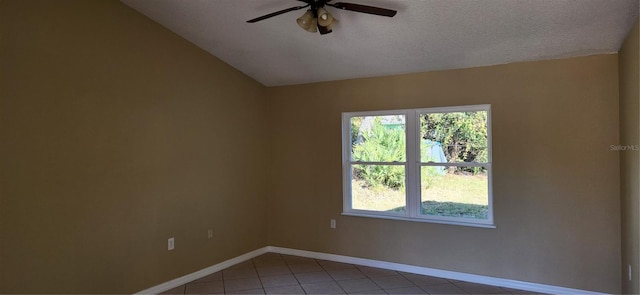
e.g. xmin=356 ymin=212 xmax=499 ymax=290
xmin=121 ymin=0 xmax=639 ymax=86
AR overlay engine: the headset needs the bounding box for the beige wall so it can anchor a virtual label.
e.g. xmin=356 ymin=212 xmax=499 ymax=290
xmin=620 ymin=19 xmax=640 ymax=294
xmin=0 ymin=0 xmax=268 ymax=293
xmin=267 ymin=55 xmax=621 ymax=293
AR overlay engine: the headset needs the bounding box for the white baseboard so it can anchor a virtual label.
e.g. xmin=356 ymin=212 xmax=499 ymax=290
xmin=267 ymin=246 xmax=609 ymax=295
xmin=136 ymin=247 xmax=270 ymax=294
xmin=138 ymin=246 xmax=609 ymax=295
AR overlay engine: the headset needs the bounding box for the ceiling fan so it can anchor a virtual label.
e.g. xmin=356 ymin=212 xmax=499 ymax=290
xmin=246 ymin=0 xmax=397 ymax=35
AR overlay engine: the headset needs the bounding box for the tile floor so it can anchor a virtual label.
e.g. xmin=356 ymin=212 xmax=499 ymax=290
xmin=161 ymin=252 xmax=539 ymax=295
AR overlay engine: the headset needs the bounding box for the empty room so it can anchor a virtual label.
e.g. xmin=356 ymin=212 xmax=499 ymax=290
xmin=1 ymin=0 xmax=639 ymax=294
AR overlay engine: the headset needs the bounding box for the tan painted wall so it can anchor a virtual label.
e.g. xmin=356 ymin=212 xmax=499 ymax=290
xmin=0 ymin=0 xmax=268 ymax=293
xmin=620 ymin=19 xmax=640 ymax=294
xmin=267 ymin=55 xmax=621 ymax=293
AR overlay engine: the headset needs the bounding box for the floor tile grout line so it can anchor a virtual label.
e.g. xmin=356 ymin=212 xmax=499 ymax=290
xmin=250 ymin=257 xmax=266 ymax=295
xmin=328 ymin=269 xmax=350 ymax=295
xmin=220 ymin=265 xmax=226 ymax=294
xmin=288 ymin=256 xmax=312 ymax=294
xmin=358 ymin=266 xmax=419 ymax=294
xmin=265 ymin=253 xmax=308 ymax=295
xmin=293 ymin=256 xmax=324 ymax=294
xmin=319 ymin=261 xmax=357 ymax=294
xmin=362 ymin=269 xmax=388 ymax=294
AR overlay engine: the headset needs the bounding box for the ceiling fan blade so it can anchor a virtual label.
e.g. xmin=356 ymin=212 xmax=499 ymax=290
xmin=327 ymin=2 xmax=397 ymax=17
xmin=247 ymin=5 xmax=309 ymax=23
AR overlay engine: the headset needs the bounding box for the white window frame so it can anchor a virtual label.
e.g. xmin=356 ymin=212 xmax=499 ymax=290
xmin=341 ymin=104 xmax=494 ymax=228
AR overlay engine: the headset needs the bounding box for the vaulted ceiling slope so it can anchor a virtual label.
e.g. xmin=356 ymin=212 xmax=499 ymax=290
xmin=122 ymin=0 xmax=638 ymax=86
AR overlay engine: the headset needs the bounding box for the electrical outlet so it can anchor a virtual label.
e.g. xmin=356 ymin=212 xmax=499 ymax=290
xmin=330 ymin=219 xmax=336 ymax=229
xmin=207 ymin=229 xmax=213 ymax=239
xmin=168 ymin=237 xmax=174 ymax=250
xmin=629 ymin=264 xmax=632 ymax=281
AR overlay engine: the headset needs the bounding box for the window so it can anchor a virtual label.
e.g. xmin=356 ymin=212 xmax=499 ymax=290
xmin=341 ymin=105 xmax=493 ymax=227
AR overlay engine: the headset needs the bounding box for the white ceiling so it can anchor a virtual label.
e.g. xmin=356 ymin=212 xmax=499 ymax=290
xmin=121 ymin=0 xmax=639 ymax=86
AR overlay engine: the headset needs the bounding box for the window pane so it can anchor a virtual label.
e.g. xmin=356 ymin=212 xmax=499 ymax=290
xmin=420 ymin=166 xmax=488 ymax=220
xmin=420 ymin=111 xmax=487 ymax=163
xmin=351 ymin=164 xmax=406 ymax=213
xmin=351 ymin=115 xmax=406 ymax=162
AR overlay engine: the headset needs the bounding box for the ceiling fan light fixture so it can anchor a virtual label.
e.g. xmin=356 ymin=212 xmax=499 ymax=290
xmin=325 ymin=17 xmax=338 ymax=31
xmin=296 ymin=10 xmax=314 ymax=30
xmin=317 ymin=8 xmax=333 ymax=27
xmin=305 ymin=17 xmax=318 ymax=33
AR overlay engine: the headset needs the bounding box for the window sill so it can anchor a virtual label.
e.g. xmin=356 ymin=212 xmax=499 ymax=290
xmin=341 ymin=211 xmax=496 ymax=229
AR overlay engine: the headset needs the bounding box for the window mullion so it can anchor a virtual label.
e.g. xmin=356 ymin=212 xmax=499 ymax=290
xmin=342 ymin=113 xmax=352 ymax=212
xmin=405 ymin=110 xmax=419 ymax=218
